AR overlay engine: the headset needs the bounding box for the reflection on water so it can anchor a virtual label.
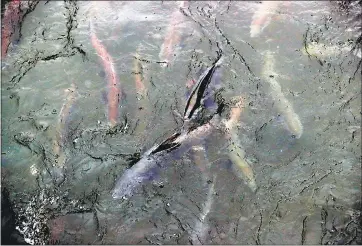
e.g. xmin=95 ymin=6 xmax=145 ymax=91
xmin=1 ymin=0 xmax=361 ymax=244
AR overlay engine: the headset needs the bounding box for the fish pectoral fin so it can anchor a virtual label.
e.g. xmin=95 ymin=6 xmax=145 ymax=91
xmin=151 ymin=132 xmax=182 ymax=155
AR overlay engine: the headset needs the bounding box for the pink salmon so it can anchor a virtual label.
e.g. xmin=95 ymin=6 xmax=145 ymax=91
xmin=89 ymin=20 xmax=124 ymax=127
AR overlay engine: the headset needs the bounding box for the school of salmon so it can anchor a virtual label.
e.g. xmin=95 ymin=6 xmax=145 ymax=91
xmin=1 ymin=1 xmax=360 ymax=244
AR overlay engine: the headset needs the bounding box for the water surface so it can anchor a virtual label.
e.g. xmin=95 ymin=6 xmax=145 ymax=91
xmin=1 ymin=1 xmax=361 ymax=244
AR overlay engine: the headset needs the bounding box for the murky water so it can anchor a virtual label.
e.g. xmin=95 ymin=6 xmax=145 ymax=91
xmin=1 ymin=1 xmax=361 ymax=244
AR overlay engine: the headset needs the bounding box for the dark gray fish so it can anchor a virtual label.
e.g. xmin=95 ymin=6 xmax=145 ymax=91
xmin=112 ymin=119 xmax=217 ymax=199
xmin=112 ymin=56 xmax=224 ymax=199
xmin=183 ymin=56 xmax=223 ymax=121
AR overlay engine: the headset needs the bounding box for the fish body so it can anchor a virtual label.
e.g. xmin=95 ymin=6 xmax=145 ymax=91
xmin=133 ymin=50 xmax=147 ymax=97
xmin=303 ymin=42 xmax=362 ymax=59
xmin=223 ymin=96 xmax=257 ymax=192
xmin=190 ymin=174 xmax=215 ymax=244
xmin=186 ymin=68 xmax=210 ymax=175
xmin=226 ymin=129 xmax=257 ymax=192
xmin=53 ymin=83 xmax=78 ymax=167
xmin=1 ymin=0 xmax=21 ymax=60
xmin=250 ymin=1 xmax=283 ymax=38
xmin=89 ymin=20 xmax=123 ymax=127
xmin=189 ymin=144 xmax=210 ymax=175
xmin=185 ymin=66 xmax=207 ymax=98
xmin=262 ymin=51 xmax=303 ymax=139
xmin=204 ymin=64 xmax=222 ymax=110
xmin=133 ymin=48 xmax=149 ymax=134
xmin=112 ymin=56 xmax=223 ymax=199
xmin=112 ymin=121 xmax=216 ymax=199
xmin=185 ymin=64 xmax=221 ymax=173
xmin=184 ymin=56 xmax=223 ymax=121
xmin=159 ymin=1 xmax=189 ymax=66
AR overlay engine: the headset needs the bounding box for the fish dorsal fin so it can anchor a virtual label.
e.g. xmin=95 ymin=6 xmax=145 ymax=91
xmin=183 ymin=56 xmax=223 ymax=120
xmin=150 ymin=131 xmax=182 ymax=155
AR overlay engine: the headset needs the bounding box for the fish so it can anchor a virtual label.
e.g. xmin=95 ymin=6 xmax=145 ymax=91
xmin=183 ymin=56 xmax=223 ymax=122
xmin=303 ymin=42 xmax=362 ymax=59
xmin=133 ymin=48 xmax=147 ymax=98
xmin=223 ymin=96 xmax=257 ymax=192
xmin=185 ymin=65 xmax=207 ymax=99
xmin=186 ymin=114 xmax=216 ymax=245
xmin=112 ymin=121 xmax=217 ymax=199
xmin=185 ymin=68 xmax=210 ymax=174
xmin=133 ymin=47 xmax=149 ymax=134
xmin=1 ymin=0 xmax=21 ymax=60
xmin=189 ymin=145 xmax=210 ymax=175
xmin=158 ymin=1 xmax=189 ymax=67
xmin=261 ymin=50 xmax=303 ymax=139
xmin=53 ymin=83 xmax=78 ymax=168
xmin=250 ymin=1 xmax=283 ymax=38
xmin=112 ymin=57 xmax=224 ymax=199
xmin=185 ymin=63 xmax=222 ymax=174
xmin=89 ymin=20 xmax=124 ymax=127
xmin=190 ymin=174 xmax=215 ymax=245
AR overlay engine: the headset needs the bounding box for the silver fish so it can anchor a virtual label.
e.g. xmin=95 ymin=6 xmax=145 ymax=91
xmin=261 ymin=50 xmax=303 ymax=139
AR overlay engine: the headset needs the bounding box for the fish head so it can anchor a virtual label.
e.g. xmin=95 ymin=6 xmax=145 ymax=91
xmin=284 ymin=114 xmax=303 ymax=139
xmin=275 ymin=114 xmax=303 ymax=140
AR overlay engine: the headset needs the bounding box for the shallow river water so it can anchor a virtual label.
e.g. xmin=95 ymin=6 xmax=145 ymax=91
xmin=1 ymin=1 xmax=361 ymax=244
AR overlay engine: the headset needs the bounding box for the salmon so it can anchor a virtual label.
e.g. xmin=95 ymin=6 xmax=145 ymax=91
xmin=159 ymin=1 xmax=189 ymax=67
xmin=1 ymin=0 xmax=21 ymax=59
xmin=133 ymin=48 xmax=147 ymax=97
xmin=133 ymin=47 xmax=149 ymax=134
xmin=190 ymin=174 xmax=215 ymax=244
xmin=53 ymin=83 xmax=78 ymax=167
xmin=89 ymin=20 xmax=123 ymax=127
xmin=261 ymin=50 xmax=303 ymax=139
xmin=185 ymin=64 xmax=219 ymax=174
xmin=223 ymin=96 xmax=257 ymax=192
xmin=303 ymin=42 xmax=362 ymax=59
xmin=250 ymin=1 xmax=283 ymax=38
